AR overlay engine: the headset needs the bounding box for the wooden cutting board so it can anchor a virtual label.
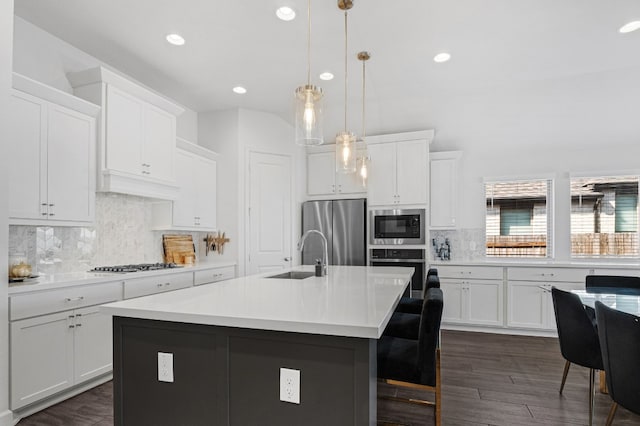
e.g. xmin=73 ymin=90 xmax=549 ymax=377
xmin=162 ymin=234 xmax=196 ymax=264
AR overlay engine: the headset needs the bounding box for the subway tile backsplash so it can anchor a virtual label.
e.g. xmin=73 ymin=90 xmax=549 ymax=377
xmin=9 ymin=193 xmax=210 ymax=275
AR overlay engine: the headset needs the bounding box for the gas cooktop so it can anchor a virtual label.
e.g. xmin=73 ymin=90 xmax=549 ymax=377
xmin=89 ymin=263 xmax=182 ymax=273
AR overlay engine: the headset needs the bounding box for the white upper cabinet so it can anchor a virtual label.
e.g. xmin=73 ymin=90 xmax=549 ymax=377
xmin=8 ymin=74 xmax=98 ymax=225
xmin=152 ymin=139 xmax=218 ymax=231
xmin=430 ymin=151 xmax=462 ymax=229
xmin=366 ymin=131 xmax=432 ymax=206
xmin=306 ymin=147 xmax=366 ymax=197
xmin=68 ymin=66 xmax=184 ymax=200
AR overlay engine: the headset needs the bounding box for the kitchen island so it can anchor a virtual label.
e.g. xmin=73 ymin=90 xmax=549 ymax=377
xmin=101 ymin=265 xmax=413 ymax=426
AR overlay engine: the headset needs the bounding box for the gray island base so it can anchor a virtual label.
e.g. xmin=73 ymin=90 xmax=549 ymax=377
xmin=103 ymin=266 xmax=413 ymax=425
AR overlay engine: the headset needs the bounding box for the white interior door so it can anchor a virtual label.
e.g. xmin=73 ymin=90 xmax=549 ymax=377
xmin=247 ymin=152 xmax=292 ymax=275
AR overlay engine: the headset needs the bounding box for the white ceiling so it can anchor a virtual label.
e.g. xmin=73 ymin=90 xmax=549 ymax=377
xmin=13 ymin=0 xmax=640 ymax=138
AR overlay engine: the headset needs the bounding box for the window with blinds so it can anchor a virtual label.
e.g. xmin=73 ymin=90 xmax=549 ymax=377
xmin=571 ymin=175 xmax=639 ymax=258
xmin=485 ymin=179 xmax=552 ymax=258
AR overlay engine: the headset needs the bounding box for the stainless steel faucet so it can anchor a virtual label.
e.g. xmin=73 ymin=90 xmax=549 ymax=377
xmin=297 ymin=230 xmax=328 ymax=276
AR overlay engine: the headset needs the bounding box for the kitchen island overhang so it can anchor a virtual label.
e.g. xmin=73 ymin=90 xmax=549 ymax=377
xmin=101 ymin=265 xmax=413 ymax=426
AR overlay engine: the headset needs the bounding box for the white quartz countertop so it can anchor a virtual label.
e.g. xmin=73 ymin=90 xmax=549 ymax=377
xmin=8 ymin=261 xmax=237 ymax=295
xmin=429 ymin=260 xmax=640 ymax=269
xmin=100 ymin=265 xmax=413 ymax=339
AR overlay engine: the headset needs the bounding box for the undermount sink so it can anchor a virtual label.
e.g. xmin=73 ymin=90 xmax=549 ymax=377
xmin=266 ymin=271 xmax=315 ymax=280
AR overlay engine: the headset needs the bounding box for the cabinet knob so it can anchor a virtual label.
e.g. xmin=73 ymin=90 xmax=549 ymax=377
xmin=284 ymin=257 xmax=291 ymax=261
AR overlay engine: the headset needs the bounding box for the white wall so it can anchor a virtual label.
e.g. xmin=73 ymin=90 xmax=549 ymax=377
xmin=198 ymin=108 xmax=302 ymax=275
xmin=429 ymin=67 xmax=640 ymax=261
xmin=1 ymin=1 xmax=12 ymax=423
xmin=12 ymin=17 xmax=198 ymax=141
xmin=198 ymin=109 xmax=240 ymax=265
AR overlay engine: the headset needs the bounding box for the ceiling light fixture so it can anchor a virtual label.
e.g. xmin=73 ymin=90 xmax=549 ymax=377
xmin=619 ymin=21 xmax=640 ymax=33
xmin=166 ymin=33 xmax=185 ymax=46
xmin=233 ymin=86 xmax=247 ymax=94
xmin=335 ymin=0 xmax=356 ymax=174
xmin=433 ymin=52 xmax=451 ymax=63
xmin=357 ymin=51 xmax=371 ymax=186
xmin=276 ymin=6 xmax=296 ymax=21
xmin=294 ymin=0 xmax=324 ymax=146
xmin=319 ymin=72 xmax=334 ymax=81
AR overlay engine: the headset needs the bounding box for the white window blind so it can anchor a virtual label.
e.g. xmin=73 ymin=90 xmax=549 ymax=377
xmin=570 ymin=175 xmax=639 ymax=258
xmin=485 ymin=179 xmax=552 ymax=258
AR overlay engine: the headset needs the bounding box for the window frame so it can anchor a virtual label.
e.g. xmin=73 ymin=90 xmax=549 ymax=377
xmin=484 ymin=174 xmax=555 ymax=260
xmin=569 ymin=171 xmax=640 ymax=260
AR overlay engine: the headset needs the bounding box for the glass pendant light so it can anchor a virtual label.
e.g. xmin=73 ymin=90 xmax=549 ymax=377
xmin=335 ymin=0 xmax=356 ymax=173
xmin=295 ymin=0 xmax=324 ymax=146
xmin=357 ymin=51 xmax=370 ymax=186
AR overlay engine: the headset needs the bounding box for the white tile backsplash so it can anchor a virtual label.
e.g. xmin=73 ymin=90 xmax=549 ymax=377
xmin=9 ymin=193 xmax=215 ymax=274
xmin=430 ymin=228 xmax=485 ymax=262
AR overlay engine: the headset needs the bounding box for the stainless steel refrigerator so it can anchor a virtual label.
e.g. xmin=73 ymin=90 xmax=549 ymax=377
xmin=301 ymin=199 xmax=366 ymax=266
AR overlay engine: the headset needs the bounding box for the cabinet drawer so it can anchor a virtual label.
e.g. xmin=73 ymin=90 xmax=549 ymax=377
xmin=436 ymin=265 xmax=503 ymax=280
xmin=10 ymin=282 xmax=123 ymax=321
xmin=508 ymin=267 xmax=589 ymax=283
xmin=124 ymin=272 xmax=193 ymax=299
xmin=194 ymin=266 xmax=235 ymax=286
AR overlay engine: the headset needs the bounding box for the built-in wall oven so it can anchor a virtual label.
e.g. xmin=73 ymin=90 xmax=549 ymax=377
xmin=370 ymin=209 xmax=425 ymax=245
xmin=370 ymin=248 xmax=426 ymax=298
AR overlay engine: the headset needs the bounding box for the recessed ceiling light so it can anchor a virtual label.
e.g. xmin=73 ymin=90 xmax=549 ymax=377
xmin=433 ymin=52 xmax=451 ymax=63
xmin=166 ymin=33 xmax=185 ymax=46
xmin=319 ymin=72 xmax=334 ymax=81
xmin=619 ymin=21 xmax=640 ymax=34
xmin=276 ymin=6 xmax=296 ymax=21
xmin=233 ymin=86 xmax=247 ymax=94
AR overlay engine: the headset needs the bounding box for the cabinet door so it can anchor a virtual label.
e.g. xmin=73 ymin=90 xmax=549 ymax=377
xmin=8 ymin=90 xmax=46 ymax=220
xmin=430 ymin=155 xmax=459 ymax=228
xmin=73 ymin=305 xmax=113 ymax=383
xmin=10 ymin=312 xmax=74 ymax=409
xmin=336 ymin=149 xmax=366 ymax=194
xmin=467 ymin=280 xmax=503 ymax=326
xmin=544 ymin=282 xmax=585 ymax=330
xmin=194 ymin=155 xmax=217 ymax=229
xmin=144 ymin=104 xmax=175 ymax=182
xmin=367 ymin=143 xmax=396 ymax=205
xmin=440 ymin=279 xmax=465 ymax=323
xmin=172 ymin=150 xmax=197 ymax=227
xmin=307 ymin=151 xmax=336 ymax=195
xmin=47 ymin=104 xmax=95 ymax=223
xmin=396 ymin=140 xmax=428 ymax=205
xmin=105 ymin=85 xmax=144 ymax=175
xmin=507 ymin=282 xmax=546 ymax=329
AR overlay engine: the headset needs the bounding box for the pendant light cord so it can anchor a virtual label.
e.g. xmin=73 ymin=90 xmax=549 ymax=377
xmin=343 ymin=10 xmax=348 ymax=132
xmin=361 ymin=56 xmax=366 ymax=140
xmin=307 ymin=0 xmax=312 ymax=85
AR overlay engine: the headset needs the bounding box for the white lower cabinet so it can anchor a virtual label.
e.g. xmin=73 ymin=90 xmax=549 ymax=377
xmin=10 ymin=312 xmax=74 ymax=409
xmin=438 ymin=266 xmax=504 ymax=327
xmin=9 ymin=282 xmax=122 ymax=411
xmin=194 ymin=266 xmax=236 ymax=286
xmin=441 ymin=278 xmax=503 ymax=326
xmin=123 ymin=272 xmax=193 ymax=299
xmin=10 ymin=305 xmax=113 ymax=410
xmin=507 ymin=267 xmax=588 ymax=330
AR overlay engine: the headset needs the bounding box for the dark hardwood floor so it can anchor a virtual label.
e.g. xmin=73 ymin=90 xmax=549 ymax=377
xmin=18 ymin=330 xmax=640 ymax=426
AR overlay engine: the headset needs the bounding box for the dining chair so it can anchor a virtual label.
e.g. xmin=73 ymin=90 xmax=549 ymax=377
xmin=377 ymin=287 xmax=444 ymax=425
xmin=395 ymin=272 xmax=440 ymax=315
xmin=595 ymin=301 xmax=640 ymax=426
xmin=551 ymin=287 xmax=603 ymax=426
xmin=586 ymin=275 xmax=640 ymax=292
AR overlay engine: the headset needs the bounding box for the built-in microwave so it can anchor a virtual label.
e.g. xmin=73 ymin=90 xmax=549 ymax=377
xmin=370 ymin=209 xmax=425 ymax=245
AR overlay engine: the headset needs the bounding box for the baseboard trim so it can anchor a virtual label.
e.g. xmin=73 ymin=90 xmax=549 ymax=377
xmin=0 ymin=409 xmax=13 ymax=426
xmin=442 ymin=324 xmax=558 ymax=338
xmin=11 ymin=374 xmax=112 ymax=423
